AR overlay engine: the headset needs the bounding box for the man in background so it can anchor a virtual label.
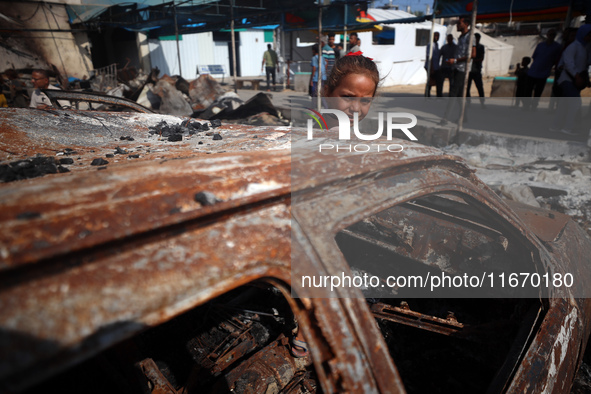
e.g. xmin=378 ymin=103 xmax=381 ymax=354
xmin=322 ymin=35 xmax=336 ymax=74
xmin=441 ymin=16 xmax=476 ymax=124
xmin=467 ymin=32 xmax=486 ymax=107
xmin=525 ymin=29 xmax=561 ymax=110
xmin=439 ymin=34 xmax=457 ymax=96
xmin=29 ymin=69 xmax=70 ymax=109
xmin=261 ymin=44 xmax=279 ymax=91
xmin=425 ymin=31 xmax=442 ymax=97
xmin=348 ymin=32 xmax=361 ymax=54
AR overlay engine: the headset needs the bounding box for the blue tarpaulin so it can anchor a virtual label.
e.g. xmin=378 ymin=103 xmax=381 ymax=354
xmin=434 ymin=0 xmax=590 ymax=21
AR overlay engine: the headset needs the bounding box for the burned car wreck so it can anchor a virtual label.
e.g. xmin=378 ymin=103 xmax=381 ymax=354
xmin=1 ymin=108 xmax=591 ymax=393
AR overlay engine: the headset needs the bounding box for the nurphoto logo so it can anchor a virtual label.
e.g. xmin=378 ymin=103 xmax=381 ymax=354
xmin=304 ymin=109 xmax=418 ymax=153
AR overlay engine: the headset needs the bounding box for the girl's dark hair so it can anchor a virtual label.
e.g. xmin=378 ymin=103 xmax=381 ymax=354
xmin=324 ymin=55 xmax=379 ymax=96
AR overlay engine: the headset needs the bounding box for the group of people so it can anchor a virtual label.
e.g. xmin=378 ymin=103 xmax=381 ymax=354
xmin=425 ymin=19 xmax=486 ymax=108
xmin=262 ymin=32 xmax=359 ymax=93
xmin=515 ymin=25 xmax=591 ymax=135
xmin=309 ymin=32 xmax=362 ymax=97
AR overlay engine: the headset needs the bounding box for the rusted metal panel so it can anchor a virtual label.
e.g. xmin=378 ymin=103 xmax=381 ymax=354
xmin=0 ymin=150 xmax=291 ymax=269
xmin=507 ymin=298 xmax=583 ymax=394
xmin=137 ymin=358 xmax=179 ymax=394
xmin=371 ymin=302 xmax=464 ymax=336
xmin=0 ymin=200 xmax=292 ymax=391
xmin=505 ymin=200 xmax=571 ymax=243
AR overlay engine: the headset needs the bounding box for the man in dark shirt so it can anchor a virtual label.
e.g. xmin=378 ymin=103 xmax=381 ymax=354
xmin=439 ymin=34 xmax=457 ymax=96
xmin=425 ymin=32 xmax=443 ymax=97
xmin=467 ymin=33 xmax=486 ymax=107
xmin=524 ymin=29 xmax=561 ymax=110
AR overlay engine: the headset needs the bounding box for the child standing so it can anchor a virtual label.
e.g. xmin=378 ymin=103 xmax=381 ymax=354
xmin=514 ymin=57 xmax=531 ymax=108
xmin=322 ymin=52 xmax=379 ymax=125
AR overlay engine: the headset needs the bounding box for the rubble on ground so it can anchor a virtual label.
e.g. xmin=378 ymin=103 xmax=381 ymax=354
xmin=443 ymin=144 xmax=591 ymax=235
xmin=189 ymin=74 xmax=227 ymax=110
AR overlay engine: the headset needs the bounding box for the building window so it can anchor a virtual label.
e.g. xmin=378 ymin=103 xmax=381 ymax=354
xmin=373 ymin=27 xmax=395 ymax=45
xmin=415 ymin=29 xmax=430 ymax=46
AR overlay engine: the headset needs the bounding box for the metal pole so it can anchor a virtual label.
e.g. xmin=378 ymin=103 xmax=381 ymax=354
xmin=424 ymin=9 xmax=436 ymax=97
xmin=563 ymin=0 xmax=574 ymax=29
xmin=458 ymin=0 xmax=477 ymax=133
xmin=173 ymin=3 xmax=182 ymax=77
xmin=343 ymin=4 xmax=348 ymax=54
xmin=317 ymin=6 xmax=322 ymax=111
xmin=231 ymin=0 xmax=238 ymax=93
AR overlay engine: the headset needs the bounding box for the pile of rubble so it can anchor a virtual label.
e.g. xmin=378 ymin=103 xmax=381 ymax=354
xmin=2 ymin=66 xmax=288 ymax=126
xmin=443 ymin=144 xmax=591 ymax=236
xmin=134 ymin=71 xmax=288 ymax=126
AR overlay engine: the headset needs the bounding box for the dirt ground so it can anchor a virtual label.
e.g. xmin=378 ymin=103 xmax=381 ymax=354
xmin=379 ymin=77 xmax=494 ymax=96
xmin=378 ymin=77 xmax=591 ymax=97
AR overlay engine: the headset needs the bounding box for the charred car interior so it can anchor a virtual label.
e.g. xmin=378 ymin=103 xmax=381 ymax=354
xmin=336 ymin=192 xmax=546 ymax=393
xmin=21 ymin=281 xmax=320 ymax=394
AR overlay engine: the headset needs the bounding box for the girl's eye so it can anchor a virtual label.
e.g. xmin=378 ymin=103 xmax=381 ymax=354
xmin=360 ymin=98 xmax=371 ymax=105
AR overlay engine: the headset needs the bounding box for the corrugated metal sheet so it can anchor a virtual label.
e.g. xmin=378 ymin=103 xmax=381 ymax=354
xmin=213 ymin=41 xmax=231 ymax=77
xmin=148 ymin=32 xmax=215 ymax=79
xmin=239 ymin=30 xmax=268 ymax=77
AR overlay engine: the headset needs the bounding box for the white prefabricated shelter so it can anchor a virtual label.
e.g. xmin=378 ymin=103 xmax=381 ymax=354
xmin=148 ymin=28 xmax=275 ymax=79
xmin=356 ymin=9 xmax=448 ymax=86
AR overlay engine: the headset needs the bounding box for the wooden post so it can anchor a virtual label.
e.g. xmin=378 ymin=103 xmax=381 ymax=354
xmin=231 ymin=0 xmax=238 ymax=93
xmin=317 ymin=6 xmax=322 ymax=111
xmin=173 ymin=3 xmax=182 ymax=77
xmin=458 ymin=0 xmax=477 ymax=133
xmin=343 ymin=4 xmax=348 ymax=54
xmin=424 ymin=10 xmax=436 ymax=97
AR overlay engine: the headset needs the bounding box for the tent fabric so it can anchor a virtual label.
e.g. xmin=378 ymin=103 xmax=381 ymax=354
xmin=358 ymin=9 xmax=447 ymax=86
xmin=435 ymin=0 xmax=588 ymax=21
xmin=73 ymin=0 xmax=430 ymax=36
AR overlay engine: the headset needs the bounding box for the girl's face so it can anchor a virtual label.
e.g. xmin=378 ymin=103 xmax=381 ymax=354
xmin=326 ymin=73 xmax=375 ymax=124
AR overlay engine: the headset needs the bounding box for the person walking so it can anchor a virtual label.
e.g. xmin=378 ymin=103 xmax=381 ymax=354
xmin=261 ymin=44 xmax=279 ymax=91
xmin=524 ymin=29 xmax=561 ymax=110
xmin=466 ymin=32 xmax=486 ymax=107
xmin=425 ymin=32 xmax=443 ymax=97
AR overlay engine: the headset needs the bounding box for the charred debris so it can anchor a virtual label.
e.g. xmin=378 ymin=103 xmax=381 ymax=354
xmin=2 ymin=66 xmax=288 ymax=127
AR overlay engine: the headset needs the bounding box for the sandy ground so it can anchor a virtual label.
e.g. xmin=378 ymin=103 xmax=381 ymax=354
xmin=379 ymin=77 xmax=591 ymax=97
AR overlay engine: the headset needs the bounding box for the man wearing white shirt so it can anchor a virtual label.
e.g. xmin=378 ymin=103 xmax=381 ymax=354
xmin=29 ymin=70 xmax=70 ymax=109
